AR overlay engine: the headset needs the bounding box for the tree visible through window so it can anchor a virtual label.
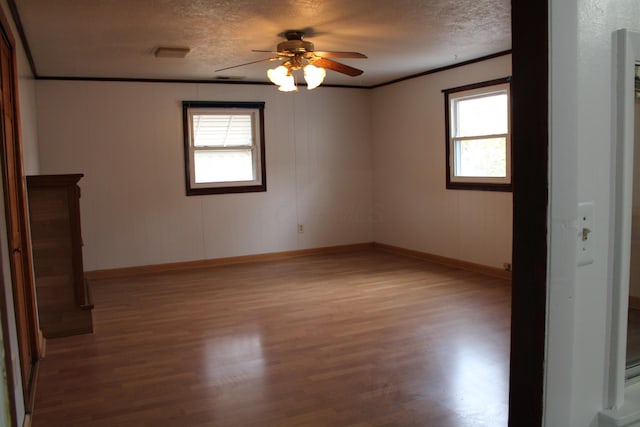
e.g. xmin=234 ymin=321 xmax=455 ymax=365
xmin=183 ymin=101 xmax=266 ymax=195
xmin=444 ymin=77 xmax=511 ymax=191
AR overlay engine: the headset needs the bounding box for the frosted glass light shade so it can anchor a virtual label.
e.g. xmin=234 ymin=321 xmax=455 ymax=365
xmin=277 ymin=74 xmax=297 ymax=92
xmin=267 ymin=65 xmax=289 ymax=85
xmin=303 ymin=64 xmax=326 ymax=90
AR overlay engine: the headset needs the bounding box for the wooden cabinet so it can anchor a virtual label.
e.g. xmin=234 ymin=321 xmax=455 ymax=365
xmin=26 ymin=174 xmax=93 ymax=338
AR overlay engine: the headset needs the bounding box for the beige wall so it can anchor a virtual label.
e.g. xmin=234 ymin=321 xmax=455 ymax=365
xmin=36 ymin=82 xmax=373 ymax=271
xmin=36 ymin=57 xmax=514 ymax=272
xmin=371 ymin=55 xmax=513 ymax=269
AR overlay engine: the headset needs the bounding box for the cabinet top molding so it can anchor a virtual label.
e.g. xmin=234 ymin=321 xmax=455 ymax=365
xmin=26 ymin=174 xmax=84 ymax=187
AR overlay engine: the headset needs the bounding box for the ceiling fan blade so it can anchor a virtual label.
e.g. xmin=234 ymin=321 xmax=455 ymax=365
xmin=253 ymin=50 xmax=366 ymax=59
xmin=215 ymin=57 xmax=282 ymax=72
xmin=313 ymin=51 xmax=367 ymax=59
xmin=252 ymin=50 xmax=295 ymax=59
xmin=310 ymin=57 xmax=364 ymax=77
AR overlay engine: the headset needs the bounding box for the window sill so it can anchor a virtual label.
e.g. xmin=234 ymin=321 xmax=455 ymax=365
xmin=600 ymin=382 xmax=640 ymax=426
xmin=446 ymin=181 xmax=512 ymax=192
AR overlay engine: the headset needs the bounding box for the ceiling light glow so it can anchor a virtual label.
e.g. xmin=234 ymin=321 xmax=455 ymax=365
xmin=267 ymin=59 xmax=326 ymax=92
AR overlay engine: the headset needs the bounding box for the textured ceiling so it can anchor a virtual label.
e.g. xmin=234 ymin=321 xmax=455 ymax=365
xmin=13 ymin=0 xmax=511 ymax=87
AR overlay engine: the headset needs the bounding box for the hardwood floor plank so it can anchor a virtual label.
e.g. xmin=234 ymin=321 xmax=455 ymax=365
xmin=32 ymin=250 xmax=510 ymax=426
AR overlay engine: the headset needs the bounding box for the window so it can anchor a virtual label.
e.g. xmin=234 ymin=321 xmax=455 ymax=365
xmin=183 ymin=101 xmax=266 ymax=195
xmin=444 ymin=77 xmax=511 ymax=191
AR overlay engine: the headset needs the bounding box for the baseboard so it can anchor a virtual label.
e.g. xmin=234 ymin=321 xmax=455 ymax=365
xmin=630 ymin=296 xmax=640 ymax=310
xmin=85 ymin=241 xmax=511 ymax=281
xmin=373 ymin=242 xmax=512 ymax=280
xmin=85 ymin=242 xmax=375 ymax=280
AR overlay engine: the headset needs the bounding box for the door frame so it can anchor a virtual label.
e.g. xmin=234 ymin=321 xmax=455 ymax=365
xmin=0 ymin=4 xmax=40 ymax=425
xmin=508 ymin=1 xmax=549 ymax=426
xmin=0 ymin=1 xmax=552 ymax=426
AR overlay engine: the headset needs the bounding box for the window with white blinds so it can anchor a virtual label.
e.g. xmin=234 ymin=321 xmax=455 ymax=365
xmin=183 ymin=101 xmax=266 ymax=195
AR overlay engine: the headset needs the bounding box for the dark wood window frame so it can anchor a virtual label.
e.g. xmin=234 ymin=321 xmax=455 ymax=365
xmin=443 ymin=76 xmax=513 ymax=192
xmin=182 ymin=101 xmax=266 ymax=196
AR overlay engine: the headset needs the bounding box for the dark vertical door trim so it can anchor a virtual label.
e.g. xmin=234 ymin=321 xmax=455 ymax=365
xmin=0 ymin=4 xmax=40 ymax=425
xmin=5 ymin=1 xmax=37 ymax=78
xmin=509 ymin=1 xmax=549 ymax=426
xmin=0 ymin=214 xmax=15 ymax=427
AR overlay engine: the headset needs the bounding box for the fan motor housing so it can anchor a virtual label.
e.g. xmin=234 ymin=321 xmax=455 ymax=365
xmin=277 ymin=39 xmax=314 ymax=54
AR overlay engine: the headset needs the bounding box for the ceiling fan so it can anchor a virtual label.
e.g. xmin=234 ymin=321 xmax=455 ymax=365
xmin=215 ymin=30 xmax=367 ymax=91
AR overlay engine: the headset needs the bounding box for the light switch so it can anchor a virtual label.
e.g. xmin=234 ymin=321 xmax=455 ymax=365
xmin=577 ymin=201 xmax=594 ymax=266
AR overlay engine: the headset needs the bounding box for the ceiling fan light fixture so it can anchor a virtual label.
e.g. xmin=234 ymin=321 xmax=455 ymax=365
xmin=217 ymin=30 xmax=366 ymax=90
xmin=303 ymin=64 xmax=326 ymax=90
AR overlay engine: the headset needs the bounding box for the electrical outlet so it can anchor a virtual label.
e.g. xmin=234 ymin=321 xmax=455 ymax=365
xmin=503 ymin=262 xmax=512 ymax=272
xmin=297 ymin=224 xmax=304 ymax=234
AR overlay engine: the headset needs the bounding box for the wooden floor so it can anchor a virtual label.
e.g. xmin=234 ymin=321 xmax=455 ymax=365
xmin=33 ymin=249 xmax=511 ymax=427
